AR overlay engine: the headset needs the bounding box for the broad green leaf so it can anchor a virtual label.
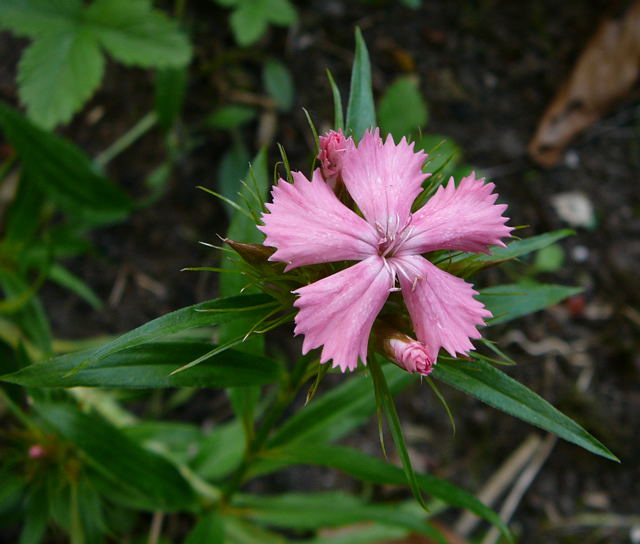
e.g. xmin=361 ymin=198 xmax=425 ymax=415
xmin=253 ymin=443 xmax=509 ymax=538
xmin=369 ymin=356 xmax=427 ymax=511
xmin=229 ymin=2 xmax=268 ymax=46
xmin=1 ymin=341 xmax=283 ymax=388
xmin=18 ymin=30 xmax=104 ymax=129
xmin=85 ymin=0 xmax=192 ymax=68
xmin=432 ymin=359 xmax=618 ymax=461
xmin=185 ymin=512 xmax=225 ymax=544
xmin=268 ymin=365 xmax=415 ymax=448
xmin=378 ymin=76 xmax=428 ymax=137
xmin=532 ymin=244 xmax=565 ymax=273
xmin=154 ymin=67 xmax=187 ymax=130
xmin=125 ymin=421 xmax=202 ymax=463
xmin=208 ymin=105 xmax=257 ymax=130
xmin=346 ymin=28 xmax=375 ymax=140
xmin=34 ymin=401 xmax=197 ymax=511
xmin=0 ymin=0 xmax=81 ymax=38
xmin=263 ymin=59 xmax=294 ymax=112
xmin=0 ymin=103 xmax=132 ymax=225
xmin=265 ymin=0 xmax=297 ymax=25
xmin=479 ymin=281 xmax=582 ymax=325
xmin=233 ymin=492 xmax=444 ymax=540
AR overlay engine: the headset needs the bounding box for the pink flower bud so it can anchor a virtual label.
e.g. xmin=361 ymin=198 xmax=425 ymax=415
xmin=28 ymin=444 xmax=46 ymax=459
xmin=317 ymin=130 xmax=354 ymax=189
xmin=385 ymin=335 xmax=435 ymax=376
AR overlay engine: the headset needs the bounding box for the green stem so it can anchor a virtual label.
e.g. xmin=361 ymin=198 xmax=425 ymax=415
xmin=94 ymin=112 xmax=157 ymax=168
xmin=221 ymin=356 xmax=315 ymax=502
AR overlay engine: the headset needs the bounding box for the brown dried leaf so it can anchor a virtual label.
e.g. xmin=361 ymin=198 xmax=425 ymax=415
xmin=529 ymin=2 xmax=640 ymax=167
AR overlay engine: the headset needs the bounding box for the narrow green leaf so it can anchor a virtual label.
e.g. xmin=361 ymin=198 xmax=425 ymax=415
xmin=85 ymin=0 xmax=192 ymax=68
xmin=0 ymin=102 xmax=132 ymax=225
xmin=2 ymin=341 xmax=283 ymax=388
xmin=417 ymin=134 xmax=461 ymax=177
xmin=346 ymin=28 xmax=375 ymax=140
xmin=34 ymin=401 xmax=197 ymax=510
xmin=253 ymin=443 xmax=510 ymax=539
xmin=48 ymin=264 xmax=102 ymax=310
xmin=18 ymin=30 xmax=104 ymax=128
xmin=378 ymin=76 xmax=428 ymax=137
xmin=4 ymin=173 xmax=44 ymax=243
xmin=19 ymin=485 xmax=48 ymax=544
xmin=268 ymin=365 xmax=415 ymax=448
xmin=185 ymin=512 xmax=225 ymax=544
xmin=233 ymin=492 xmax=443 ymax=539
xmin=432 ymin=358 xmax=618 ymax=461
xmin=68 ymin=293 xmax=277 ymax=371
xmin=191 ymin=421 xmax=245 ymax=481
xmin=479 ymin=281 xmax=582 ymax=325
xmin=326 ymin=69 xmax=344 ymax=131
xmin=369 ymin=357 xmax=428 ymax=511
xmin=154 ymin=67 xmax=187 ymax=130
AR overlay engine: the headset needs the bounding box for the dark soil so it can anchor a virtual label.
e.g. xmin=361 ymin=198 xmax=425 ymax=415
xmin=2 ymin=0 xmax=639 ymax=542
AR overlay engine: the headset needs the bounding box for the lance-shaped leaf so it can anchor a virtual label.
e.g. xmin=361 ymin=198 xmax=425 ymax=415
xmin=432 ymin=358 xmax=618 ymax=461
xmin=479 ymin=281 xmax=582 ymax=325
xmin=252 ymin=443 xmax=510 ymax=539
xmin=2 ymin=341 xmax=283 ymax=389
xmin=34 ymin=401 xmax=197 ymax=511
xmin=346 ymin=28 xmax=375 ymax=140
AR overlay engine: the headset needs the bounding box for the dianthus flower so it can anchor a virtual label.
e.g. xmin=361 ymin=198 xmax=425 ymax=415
xmin=259 ymin=129 xmax=512 ymax=371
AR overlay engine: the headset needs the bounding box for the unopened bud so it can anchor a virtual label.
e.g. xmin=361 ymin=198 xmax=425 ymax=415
xmin=225 ymin=239 xmax=275 ymax=267
xmin=376 ymin=323 xmax=435 ymax=376
xmin=318 ymin=130 xmax=354 ymax=189
xmin=28 ymin=444 xmax=46 ymax=459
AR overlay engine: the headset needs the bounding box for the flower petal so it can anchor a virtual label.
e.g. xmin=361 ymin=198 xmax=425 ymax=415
xmin=391 ymin=254 xmax=491 ymax=359
xmin=342 ymin=129 xmax=428 ymax=239
xmin=398 ymin=172 xmax=512 ymax=256
xmin=259 ymin=169 xmax=378 ymax=271
xmin=293 ymin=256 xmax=394 ymax=371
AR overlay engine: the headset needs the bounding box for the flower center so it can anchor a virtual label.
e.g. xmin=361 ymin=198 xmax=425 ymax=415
xmin=376 ymin=215 xmax=413 ymax=258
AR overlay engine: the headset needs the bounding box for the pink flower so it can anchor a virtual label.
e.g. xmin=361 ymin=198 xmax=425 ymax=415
xmin=260 ymin=129 xmax=512 ymax=371
xmin=317 ymin=130 xmax=354 ymax=188
xmin=384 ymin=333 xmax=435 ymax=376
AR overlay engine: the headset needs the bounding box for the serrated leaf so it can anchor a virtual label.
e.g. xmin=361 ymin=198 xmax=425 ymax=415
xmin=479 ymin=281 xmax=582 ymax=325
xmin=34 ymin=401 xmax=197 ymax=510
xmin=432 ymin=358 xmax=618 ymax=461
xmin=0 ymin=0 xmax=81 ymax=38
xmin=346 ymin=28 xmax=375 ymax=140
xmin=18 ymin=30 xmax=104 ymax=129
xmin=378 ymin=76 xmax=428 ymax=137
xmin=0 ymin=102 xmax=132 ymax=225
xmin=263 ymin=59 xmax=294 ymax=112
xmin=1 ymin=341 xmax=283 ymax=388
xmin=85 ymin=0 xmax=191 ymax=68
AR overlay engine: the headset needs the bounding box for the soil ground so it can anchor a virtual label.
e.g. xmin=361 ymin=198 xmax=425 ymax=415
xmin=2 ymin=1 xmax=639 ymax=542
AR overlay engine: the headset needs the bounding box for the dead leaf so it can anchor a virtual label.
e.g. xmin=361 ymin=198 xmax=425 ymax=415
xmin=529 ymin=2 xmax=640 ymax=167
